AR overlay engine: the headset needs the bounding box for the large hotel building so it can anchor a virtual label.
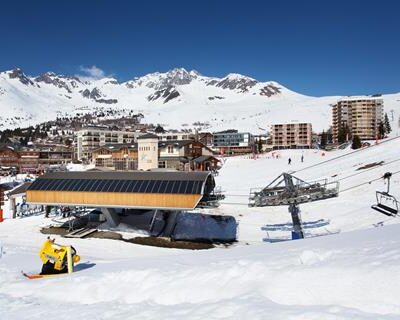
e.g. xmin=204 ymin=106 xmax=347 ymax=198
xmin=271 ymin=123 xmax=312 ymax=149
xmin=332 ymin=97 xmax=383 ymax=143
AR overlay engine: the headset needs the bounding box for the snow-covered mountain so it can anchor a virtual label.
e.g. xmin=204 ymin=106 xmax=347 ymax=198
xmin=0 ymin=67 xmax=399 ymax=133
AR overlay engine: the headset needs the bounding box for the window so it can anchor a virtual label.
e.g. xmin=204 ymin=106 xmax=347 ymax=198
xmin=167 ymin=145 xmax=174 ymax=153
xmin=158 ymin=161 xmax=166 ymax=168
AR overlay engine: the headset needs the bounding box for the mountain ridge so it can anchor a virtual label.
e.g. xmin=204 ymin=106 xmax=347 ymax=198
xmin=0 ymin=67 xmax=398 ymax=133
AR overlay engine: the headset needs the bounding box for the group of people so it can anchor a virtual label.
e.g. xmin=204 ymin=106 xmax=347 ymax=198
xmin=287 ymin=154 xmax=304 ymax=165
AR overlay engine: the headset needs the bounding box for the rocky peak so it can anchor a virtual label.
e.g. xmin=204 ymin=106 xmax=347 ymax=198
xmin=8 ymin=68 xmax=34 ymax=86
xmin=126 ymin=67 xmax=199 ymax=90
xmin=147 ymin=85 xmax=181 ymax=104
xmin=34 ymin=72 xmax=83 ymax=92
xmin=208 ymin=73 xmax=258 ymax=93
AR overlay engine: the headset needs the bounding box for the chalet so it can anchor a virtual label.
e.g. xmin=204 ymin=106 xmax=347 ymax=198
xmin=0 ymin=146 xmax=73 ymax=174
xmin=92 ymin=139 xmax=219 ymax=172
xmin=91 ymin=144 xmax=138 ymax=171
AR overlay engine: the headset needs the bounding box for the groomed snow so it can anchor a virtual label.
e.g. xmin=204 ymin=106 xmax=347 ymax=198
xmin=1 ymin=138 xmax=400 ymax=319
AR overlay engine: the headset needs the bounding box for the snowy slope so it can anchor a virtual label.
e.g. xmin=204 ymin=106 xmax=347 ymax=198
xmin=1 ymin=67 xmax=399 ymax=133
xmin=216 ymin=136 xmax=400 ymax=242
xmin=1 ymin=137 xmax=400 ymax=319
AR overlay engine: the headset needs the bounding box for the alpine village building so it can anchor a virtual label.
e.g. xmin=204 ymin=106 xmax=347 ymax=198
xmin=332 ymin=97 xmax=384 ymax=143
xmin=91 ymin=134 xmax=219 ymax=172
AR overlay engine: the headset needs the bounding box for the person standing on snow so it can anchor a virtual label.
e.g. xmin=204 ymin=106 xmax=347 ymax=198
xmin=301 ymin=155 xmax=304 ymax=163
xmin=288 ymin=158 xmax=292 ymax=165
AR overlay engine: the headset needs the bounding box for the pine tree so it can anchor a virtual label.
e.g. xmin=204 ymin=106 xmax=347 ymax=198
xmin=351 ymin=135 xmax=362 ymax=149
xmin=257 ymin=139 xmax=263 ymax=153
xmin=320 ymin=130 xmax=327 ymax=148
xmin=384 ymin=113 xmax=392 ymax=135
xmin=338 ymin=124 xmax=347 ymax=144
xmin=378 ymin=122 xmax=386 ymax=139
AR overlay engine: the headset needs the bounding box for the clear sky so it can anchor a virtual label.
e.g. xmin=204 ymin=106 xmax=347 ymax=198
xmin=1 ymin=0 xmax=399 ymax=96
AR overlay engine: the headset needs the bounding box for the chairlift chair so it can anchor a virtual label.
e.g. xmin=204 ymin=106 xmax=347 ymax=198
xmin=371 ymin=172 xmax=399 ymax=216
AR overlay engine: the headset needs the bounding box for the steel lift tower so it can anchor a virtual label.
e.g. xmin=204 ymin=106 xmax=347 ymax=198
xmin=249 ymin=173 xmax=339 ymax=239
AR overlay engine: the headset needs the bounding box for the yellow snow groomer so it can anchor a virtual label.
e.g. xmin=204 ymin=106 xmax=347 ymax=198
xmin=39 ymin=238 xmax=80 ymax=275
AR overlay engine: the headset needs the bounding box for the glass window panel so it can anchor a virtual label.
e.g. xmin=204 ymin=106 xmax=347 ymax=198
xmin=57 ymin=179 xmax=69 ymax=190
xmin=114 ymin=180 xmax=125 ymax=192
xmin=91 ymin=180 xmax=102 ymax=192
xmin=130 ymin=180 xmax=141 ymax=192
xmin=185 ymin=181 xmax=194 ymax=194
xmin=39 ymin=180 xmax=50 ymax=190
xmin=51 ymin=179 xmax=65 ymax=191
xmin=164 ymin=181 xmax=173 ymax=193
xmin=178 ymin=181 xmax=189 ymax=194
xmin=70 ymin=179 xmax=83 ymax=191
xmin=43 ymin=179 xmax=58 ymax=191
xmin=69 ymin=179 xmax=81 ymax=191
xmin=31 ymin=179 xmax=45 ymax=190
xmin=168 ymin=181 xmax=176 ymax=193
xmin=108 ymin=180 xmax=120 ymax=192
xmin=138 ymin=180 xmax=150 ymax=193
xmin=171 ymin=180 xmax=181 ymax=193
xmin=82 ymin=179 xmax=96 ymax=192
xmin=63 ymin=179 xmax=75 ymax=191
xmin=194 ymin=181 xmax=203 ymax=194
xmin=96 ymin=180 xmax=108 ymax=192
xmin=155 ymin=180 xmax=167 ymax=193
xmin=144 ymin=180 xmax=155 ymax=193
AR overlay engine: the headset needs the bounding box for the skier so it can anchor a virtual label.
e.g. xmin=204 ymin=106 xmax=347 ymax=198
xmin=301 ymin=155 xmax=304 ymax=163
xmin=288 ymin=158 xmax=292 ymax=165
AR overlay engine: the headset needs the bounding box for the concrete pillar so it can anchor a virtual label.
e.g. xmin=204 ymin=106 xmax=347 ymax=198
xmin=101 ymin=207 xmax=120 ymax=227
xmin=163 ymin=211 xmax=179 ymax=237
xmin=11 ymin=198 xmax=16 ymax=219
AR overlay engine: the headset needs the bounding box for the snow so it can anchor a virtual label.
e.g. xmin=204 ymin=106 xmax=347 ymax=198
xmin=1 ymin=138 xmax=400 ymax=319
xmin=1 ymin=68 xmax=399 ymax=134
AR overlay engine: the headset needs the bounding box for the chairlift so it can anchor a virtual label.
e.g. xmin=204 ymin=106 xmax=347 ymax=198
xmin=371 ymin=172 xmax=399 ymax=216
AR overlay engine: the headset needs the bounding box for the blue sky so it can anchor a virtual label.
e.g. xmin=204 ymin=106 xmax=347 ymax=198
xmin=0 ymin=0 xmax=399 ymax=96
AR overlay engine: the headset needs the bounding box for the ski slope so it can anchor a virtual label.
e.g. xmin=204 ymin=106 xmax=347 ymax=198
xmin=216 ymin=136 xmax=400 ymax=242
xmin=1 ymin=139 xmax=400 ymax=319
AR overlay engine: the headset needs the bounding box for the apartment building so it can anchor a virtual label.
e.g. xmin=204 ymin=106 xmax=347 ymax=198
xmin=157 ymin=132 xmax=194 ymax=141
xmin=213 ymin=131 xmax=255 ymax=154
xmin=332 ymin=97 xmax=383 ymax=143
xmin=271 ymin=123 xmax=312 ymax=149
xmin=0 ymin=146 xmax=73 ymax=174
xmin=75 ymin=128 xmax=144 ymax=161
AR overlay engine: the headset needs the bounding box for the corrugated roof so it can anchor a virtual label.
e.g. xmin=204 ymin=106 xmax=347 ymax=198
xmin=27 ymin=171 xmax=210 ymax=195
xmin=32 ymin=171 xmax=209 ymax=181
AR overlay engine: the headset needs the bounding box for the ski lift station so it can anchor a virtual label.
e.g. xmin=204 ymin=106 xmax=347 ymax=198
xmin=25 ymin=171 xmax=235 ymax=242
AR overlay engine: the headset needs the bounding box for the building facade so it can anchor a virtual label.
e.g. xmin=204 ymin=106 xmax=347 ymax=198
xmin=271 ymin=123 xmax=312 ymax=149
xmin=92 ymin=144 xmax=138 ymax=171
xmin=212 ymin=131 xmax=254 ymax=154
xmin=137 ymin=134 xmax=159 ymax=171
xmin=332 ymin=97 xmax=384 ymax=143
xmin=157 ymin=132 xmax=194 ymax=141
xmin=91 ymin=139 xmax=219 ymax=172
xmin=0 ymin=146 xmax=73 ymax=174
xmin=75 ymin=128 xmax=144 ymax=161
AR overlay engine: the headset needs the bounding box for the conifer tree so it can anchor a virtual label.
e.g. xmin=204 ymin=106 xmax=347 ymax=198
xmin=351 ymin=135 xmax=362 ymax=149
xmin=378 ymin=122 xmax=386 ymax=139
xmin=384 ymin=113 xmax=391 ymax=135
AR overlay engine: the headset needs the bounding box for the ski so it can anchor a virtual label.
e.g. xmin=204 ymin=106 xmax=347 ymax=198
xmin=21 ymin=271 xmax=67 ymax=280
